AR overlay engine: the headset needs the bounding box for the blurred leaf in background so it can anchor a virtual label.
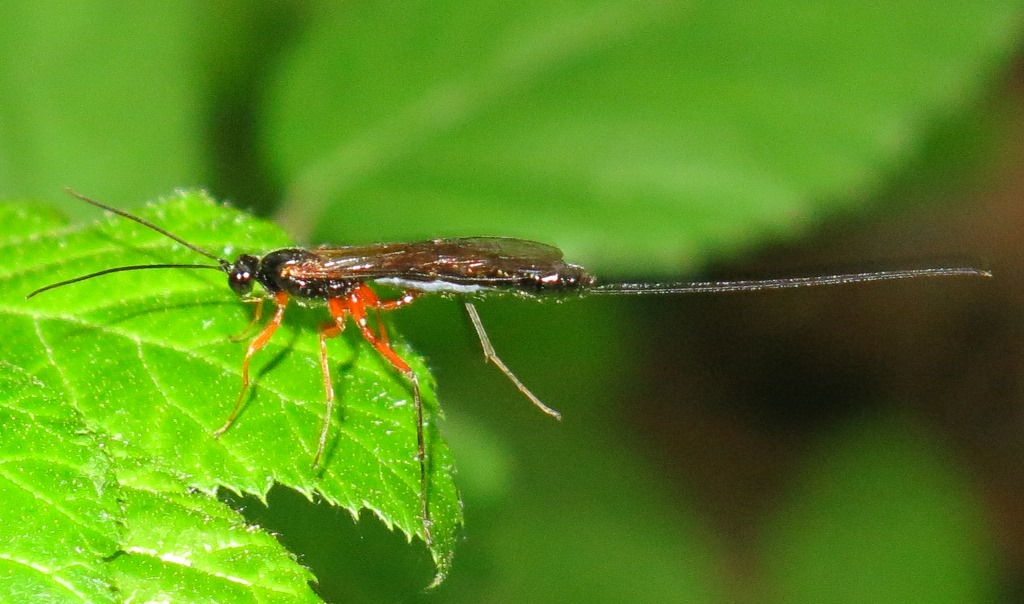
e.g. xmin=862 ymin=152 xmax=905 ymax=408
xmin=265 ymin=2 xmax=1020 ymax=272
xmin=765 ymin=415 xmax=995 ymax=603
xmin=1 ymin=0 xmax=1022 ymax=602
xmin=0 ymin=3 xmax=210 ymax=213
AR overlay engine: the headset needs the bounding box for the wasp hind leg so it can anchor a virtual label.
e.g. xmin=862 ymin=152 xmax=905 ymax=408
xmin=464 ymin=300 xmax=561 ymax=419
xmin=343 ymin=285 xmax=432 ymax=544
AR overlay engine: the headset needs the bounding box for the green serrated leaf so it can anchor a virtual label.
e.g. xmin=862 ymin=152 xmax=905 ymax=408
xmin=0 ymin=362 xmax=120 ymax=602
xmin=0 ymin=193 xmax=462 ymax=590
xmin=111 ymin=466 xmax=320 ymax=603
xmin=265 ymin=1 xmax=1023 ymax=272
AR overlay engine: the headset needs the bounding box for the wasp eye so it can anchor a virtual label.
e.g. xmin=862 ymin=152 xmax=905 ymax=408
xmin=228 ymin=255 xmax=259 ymax=296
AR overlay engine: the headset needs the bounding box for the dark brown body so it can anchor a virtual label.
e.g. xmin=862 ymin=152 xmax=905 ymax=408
xmin=247 ymin=237 xmax=596 ymax=299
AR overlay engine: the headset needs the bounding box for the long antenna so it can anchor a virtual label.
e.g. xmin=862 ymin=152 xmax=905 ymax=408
xmin=26 ymin=190 xmax=234 ymax=299
xmin=590 ymin=267 xmax=992 ymax=295
xmin=63 ymin=188 xmax=230 ymax=269
xmin=26 ymin=264 xmax=225 ymax=299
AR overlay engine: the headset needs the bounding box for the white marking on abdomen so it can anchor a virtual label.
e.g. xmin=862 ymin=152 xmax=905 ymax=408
xmin=375 ymin=277 xmax=489 ymax=294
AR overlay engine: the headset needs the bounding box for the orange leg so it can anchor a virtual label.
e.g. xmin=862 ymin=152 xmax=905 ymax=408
xmin=378 ymin=292 xmax=419 ymax=311
xmin=214 ymin=291 xmax=289 ymax=439
xmin=352 ymin=285 xmax=391 ymax=344
xmin=373 ymin=291 xmax=419 ymax=343
xmin=357 ymin=289 xmax=419 ymax=343
xmin=228 ymin=297 xmax=264 ymax=342
xmin=343 ymin=285 xmax=431 ymax=543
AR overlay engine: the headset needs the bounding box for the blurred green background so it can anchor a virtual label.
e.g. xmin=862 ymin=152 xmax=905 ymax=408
xmin=3 ymin=1 xmax=1024 ymax=601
